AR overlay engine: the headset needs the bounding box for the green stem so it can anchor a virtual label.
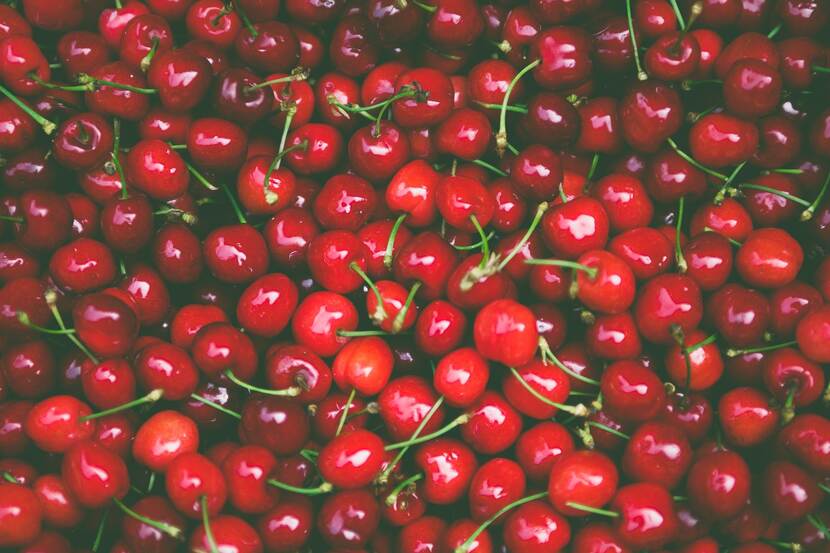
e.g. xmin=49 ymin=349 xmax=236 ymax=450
xmin=455 ymin=492 xmax=548 ymax=553
xmin=667 ymin=138 xmax=727 ymax=181
xmin=469 ymin=215 xmax=490 ymax=271
xmin=335 ymin=388 xmax=357 ymax=437
xmin=471 ymin=158 xmax=508 ymax=177
xmin=378 ymin=397 xmax=444 ymax=483
xmin=81 ymin=389 xmax=163 ymax=421
xmin=272 ymin=105 xmax=296 ymax=172
xmin=667 ymin=0 xmax=686 ymax=29
xmin=675 ymin=196 xmax=687 ymax=273
xmin=726 ymin=340 xmax=797 ymax=358
xmin=44 ymin=292 xmax=99 ymax=364
xmin=0 ymin=214 xmax=22 ymax=223
xmin=246 ymin=71 xmax=308 ymax=92
xmin=713 ymin=161 xmax=747 ymax=205
xmin=538 ymin=337 xmax=601 ymax=386
xmin=587 ymin=420 xmax=630 ymax=440
xmin=91 ymin=508 xmax=109 ymax=552
xmin=350 ymin=262 xmax=388 ymax=322
xmin=473 ymin=101 xmax=528 ymax=114
xmin=497 ymin=202 xmax=549 ymax=272
xmin=566 ymin=501 xmax=620 ymax=517
xmin=814 ymin=66 xmax=830 ymax=74
xmin=524 ymin=258 xmax=598 ymax=280
xmin=185 ymin=161 xmax=219 ymax=191
xmin=586 ymin=153 xmax=600 ymax=183
xmin=685 ymin=333 xmax=718 ymax=354
xmin=224 ymin=369 xmax=300 ymax=397
xmin=337 ymin=329 xmax=391 ymax=337
xmin=625 ymin=0 xmax=648 ymax=81
xmin=16 ymin=311 xmax=74 ymax=334
xmin=233 ymin=0 xmax=257 ymax=36
xmin=392 ymin=281 xmax=421 ymax=333
xmin=770 ymin=168 xmax=804 ymax=175
xmin=1 ymin=472 xmax=17 ymax=483
xmin=139 ymin=38 xmax=159 ymax=72
xmin=411 ymin=0 xmax=436 ymax=12
xmin=114 ymin=498 xmax=183 ymax=540
xmin=801 ymin=169 xmax=830 ymax=221
xmin=201 ymin=495 xmax=219 ymax=553
xmin=268 ymin=479 xmax=332 ymax=495
xmin=190 ymin=393 xmax=242 ymax=419
xmin=737 ymin=183 xmax=811 ymax=207
xmin=92 ymin=78 xmax=156 ymax=95
xmin=807 ymin=514 xmax=830 ymax=539
xmin=0 ymin=85 xmax=56 ymax=134
xmin=384 ymin=213 xmax=407 ymax=270
xmin=767 ymin=22 xmax=782 ymax=39
xmin=453 ymin=231 xmax=496 ymax=251
xmin=385 ymin=413 xmax=470 ymax=451
xmin=385 ymin=473 xmax=423 ymax=506
xmin=496 ymin=59 xmax=540 ymax=156
xmin=111 ymin=119 xmax=128 ymax=199
xmin=509 ymin=367 xmax=588 ymax=416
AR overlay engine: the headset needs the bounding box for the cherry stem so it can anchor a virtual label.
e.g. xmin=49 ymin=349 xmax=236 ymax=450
xmin=814 ymin=66 xmax=830 ymax=74
xmin=625 ymin=0 xmax=648 ymax=81
xmin=82 ymin=389 xmax=164 ymax=421
xmin=384 ymin=213 xmax=407 ymax=270
xmin=524 ymin=258 xmax=598 ymax=280
xmin=497 ymin=202 xmax=549 ymax=272
xmin=112 ymin=119 xmax=128 ymax=199
xmin=453 ymin=230 xmax=495 ymax=251
xmin=770 ymin=168 xmax=804 ymax=175
xmin=0 ymin=84 xmax=56 ymax=135
xmin=818 ymin=483 xmax=830 ymax=494
xmin=410 ymin=0 xmax=436 ymax=12
xmin=27 ymin=72 xmax=89 ymax=92
xmin=586 ymin=153 xmax=600 ymax=183
xmin=245 ymin=69 xmax=308 ymax=92
xmin=385 ymin=472 xmax=423 ymax=506
xmin=666 ymin=138 xmax=727 ymax=181
xmin=154 ymin=207 xmax=198 ymax=225
xmin=261 ymin=109 xmax=300 ymax=207
xmin=673 ymin=196 xmax=687 ymax=272
xmin=807 ymin=514 xmax=830 ymax=539
xmin=379 ymin=396 xmax=444 ymax=484
xmin=186 ymin=162 xmax=247 ymax=224
xmin=78 ymin=76 xmax=157 ymax=94
xmin=566 ymin=501 xmax=620 ymax=518
xmin=509 ymin=366 xmax=589 ymax=416
xmin=538 ymin=337 xmax=600 ymax=386
xmin=713 ymin=161 xmax=747 ymax=205
xmin=1 ymin=472 xmax=17 ymax=483
xmin=781 ymin=385 xmax=797 ymax=425
xmin=737 ymin=183 xmax=810 ymax=207
xmin=393 ymin=281 xmax=421 ymax=333
xmin=200 ymin=495 xmax=220 ymax=553
xmin=139 ymin=38 xmax=159 ymax=72
xmin=767 ymin=22 xmax=783 ymax=39
xmin=703 ymin=226 xmax=743 ymax=247
xmin=337 ymin=329 xmax=391 ymax=337
xmin=44 ymin=290 xmax=100 ymax=364
xmin=268 ymin=478 xmax=333 ymax=495
xmin=331 ymin=86 xmax=417 ymax=116
xmin=184 ymin=162 xmax=219 ymax=192
xmin=190 ymin=393 xmax=242 ymax=419
xmin=114 ymin=497 xmax=183 ymax=540
xmin=335 ymin=388 xmax=357 ymax=437
xmin=0 ymin=214 xmax=22 ymax=223
xmin=473 ymin=100 xmax=527 ymax=114
xmin=147 ymin=472 xmax=156 ymax=493
xmin=497 ymin=58 xmax=540 ymax=156
xmin=801 ymin=169 xmax=830 ymax=221
xmin=385 ymin=412 xmax=471 ymax=451
xmin=685 ymin=333 xmax=718 ymax=354
xmin=232 ymin=0 xmax=257 ymax=36
xmin=91 ymin=508 xmax=109 ymax=552
xmin=471 ymin=158 xmax=508 ymax=177
xmin=588 ymin=420 xmax=630 ymax=440
xmin=350 ymin=261 xmax=388 ymax=322
xmin=469 ymin=215 xmax=491 ymax=271
xmin=671 ymin=324 xmax=693 ymax=391
xmin=224 ymin=369 xmax=300 ymax=397
xmin=455 ymin=492 xmax=549 ymax=553
xmin=16 ymin=311 xmax=75 ymax=334
xmin=667 ymin=0 xmax=686 ymax=29
xmin=726 ymin=340 xmax=797 ymax=358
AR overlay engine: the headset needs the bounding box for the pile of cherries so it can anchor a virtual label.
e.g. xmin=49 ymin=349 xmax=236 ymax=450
xmin=2 ymin=0 xmax=830 ymax=550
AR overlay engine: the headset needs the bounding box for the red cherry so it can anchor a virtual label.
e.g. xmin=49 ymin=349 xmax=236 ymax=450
xmin=530 ymin=26 xmax=593 ymax=89
xmin=240 ymin=396 xmax=309 ymax=455
xmin=735 ymin=228 xmax=802 ymax=289
xmin=191 ymin=515 xmax=262 ymax=553
xmin=600 ymin=360 xmax=667 ymax=423
xmin=135 ymin=342 xmax=199 ymax=401
xmin=665 ymin=329 xmax=723 ymax=391
xmin=317 ymin=489 xmax=379 ymax=548
xmin=392 ymin=231 xmax=458 ymax=301
xmin=391 ymin=68 xmax=453 ymax=128
xmin=706 ymin=283 xmax=769 ymax=347
xmin=0 ymin=482 xmax=42 ymax=547
xmin=622 ymin=420 xmax=692 ymax=489
xmin=132 ymin=410 xmax=199 ymax=473
xmin=122 ymin=495 xmax=185 ymax=553
xmin=503 ymin=500 xmax=571 ymax=553
xmin=72 ymin=293 xmax=138 ymax=359
xmin=796 ymin=305 xmax=830 ymax=363
xmin=257 ymin=497 xmax=313 ymax=552
xmin=619 ymin=82 xmax=683 ymax=153
xmin=332 ymin=336 xmax=394 ymax=396
xmin=165 ymin=452 xmax=226 ymax=519
xmin=378 ymin=375 xmax=444 ymax=441
xmin=415 ymin=438 xmax=478 ymax=504
xmin=687 ymin=450 xmax=751 ymax=519
xmin=644 ymin=31 xmax=701 ymax=82
xmin=1 ymin=339 xmax=56 ymax=399
xmin=318 ymin=429 xmax=385 ymax=489
xmin=611 ymin=482 xmax=679 ymax=549
xmin=474 ymin=299 xmax=538 ymax=368
xmin=634 ymin=274 xmax=703 ymax=344
xmin=548 ymin=450 xmax=618 ymax=517
xmin=24 ymin=395 xmax=95 ymax=453
xmin=460 ymin=391 xmax=522 ymax=454
xmin=62 ymin=440 xmax=129 ymax=508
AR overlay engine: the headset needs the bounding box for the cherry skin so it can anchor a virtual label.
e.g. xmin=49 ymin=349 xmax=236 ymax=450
xmin=72 ymin=293 xmax=138 ymax=359
xmin=433 ymin=348 xmax=489 ymax=408
xmin=665 ymin=329 xmax=723 ymax=391
xmin=391 ymin=68 xmax=454 ymax=128
xmin=611 ymin=482 xmax=679 ymax=550
xmin=762 ymin=460 xmax=821 ymax=522
xmin=147 ymin=49 xmax=212 ymax=113
xmin=236 ymin=273 xmax=299 ymax=338
xmin=542 ymin=197 xmax=610 ymax=259
xmin=263 ymin=207 xmax=320 ymax=269
xmin=682 ymin=231 xmax=734 ymax=291
xmin=348 ymin=122 xmax=410 ymax=183
xmin=306 ymin=230 xmax=369 ymax=295
xmin=134 ymin=342 xmax=199 ymax=401
xmin=392 ymin=231 xmax=458 ymax=301
xmin=415 ymin=300 xmax=467 ymax=357
xmin=257 ymin=497 xmax=313 ymax=552
xmin=474 ymin=299 xmax=539 ymax=368
xmin=314 ymin=174 xmax=378 ymax=232
xmin=0 ymin=482 xmax=42 ymax=548
xmin=185 ymin=0 xmax=241 ymax=49
xmin=548 ymin=449 xmax=619 ymax=517
xmin=645 ymin=31 xmax=701 ymax=82
xmin=600 ymin=360 xmax=667 ymax=423
xmin=317 ymin=489 xmax=379 ymax=548
xmin=796 ymin=305 xmax=830 ymax=363
xmin=24 ymin=395 xmax=95 ymax=454
xmin=415 ymin=438 xmax=478 ymax=505
xmin=777 ymin=414 xmax=830 ymax=475
xmin=735 ymin=228 xmax=803 ymax=289
xmin=619 ymin=82 xmax=683 ymax=153
xmin=510 ymin=144 xmax=563 ymax=201
xmin=312 ymin=392 xmax=369 ymax=441
xmin=503 ymin=500 xmax=571 ymax=553
xmin=121 ymin=496 xmax=185 ymax=553
xmin=378 ymin=376 xmax=444 ymax=441
xmin=769 ymin=281 xmax=823 ymax=338
xmin=622 ymin=421 xmax=692 ymax=489
xmin=687 ymin=450 xmax=751 ymax=520
xmin=202 ymin=224 xmax=269 ymax=285
xmin=165 ymin=452 xmax=226 ymax=519
xmin=515 ymin=423 xmax=574 ymax=485
xmin=190 ymin=515 xmax=263 ymax=553
xmin=461 ymin=391 xmax=523 ymax=455
xmin=318 ymin=429 xmax=385 ymax=489
xmin=531 ymin=26 xmax=593 ymax=90
xmin=607 ymin=227 xmax=673 ymax=281
xmin=132 ymin=410 xmax=199 ymax=473
xmin=503 ymin=358 xmax=570 ymax=419
xmin=634 ymin=274 xmax=703 ymax=344
xmin=689 ymin=113 xmax=759 ymax=169
xmin=1 ymin=339 xmax=56 ymax=399
xmin=220 ymin=445 xmax=280 ymax=515
xmin=240 ymin=396 xmax=309 ymax=456
xmin=706 ymin=283 xmax=769 ymax=347
xmin=291 ymin=291 xmax=358 ymax=357
xmin=61 ymin=440 xmax=129 ymax=508
xmin=332 ymin=336 xmax=394 ymax=396
xmin=762 ymin=347 xmax=825 ymax=411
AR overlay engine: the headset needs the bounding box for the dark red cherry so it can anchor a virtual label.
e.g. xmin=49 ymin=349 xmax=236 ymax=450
xmin=622 ymin=421 xmax=692 ymax=489
xmin=608 ymin=227 xmax=673 ymax=281
xmin=185 ymin=0 xmax=241 ymax=49
xmin=57 ymin=31 xmax=111 ymax=79
xmin=687 ymin=450 xmax=750 ymax=519
xmin=530 ymin=26 xmax=593 ymax=90
xmin=187 ymin=117 xmax=248 ymax=172
xmin=723 ymin=59 xmax=782 ymax=119
xmin=600 ymin=360 xmax=667 ymax=422
xmin=147 ymin=49 xmax=212 ymax=113
xmin=318 ymin=429 xmax=385 ymax=489
xmin=0 ymin=482 xmax=42 ymax=547
xmin=548 ymin=450 xmax=618 ymax=517
xmin=611 ymin=482 xmax=679 ymax=549
xmin=735 ymin=228 xmax=802 ymax=289
xmin=542 ymin=197 xmax=609 ymax=259
xmin=768 ymin=281 xmax=822 ymax=338
xmin=392 ymin=68 xmax=454 ymax=128
xmin=645 ymin=32 xmax=701 ymax=82
xmin=119 ymin=14 xmax=173 ymax=70
xmin=165 ymin=452 xmax=226 ymax=519
xmin=62 ymin=440 xmax=129 ymax=508
xmin=134 ymin=342 xmax=199 ymax=401
xmin=689 ymin=113 xmax=759 ymax=169
xmin=52 ymin=112 xmax=113 ymax=172
xmin=329 ymin=15 xmax=379 ymax=77
xmin=11 ymin=191 xmax=72 ymax=252
xmin=317 ymin=489 xmax=379 ymax=548
xmin=634 ymin=274 xmax=703 ymax=344
xmin=257 ymin=497 xmax=313 ymax=552
xmin=707 ymin=283 xmax=769 ymax=348
xmin=762 ymin=461 xmax=821 ymax=522
xmin=122 ymin=496 xmax=185 ymax=553
xmin=50 ymin=238 xmax=116 ymax=293
xmin=619 ymin=82 xmax=683 ymax=153
xmin=190 ymin=515 xmax=262 ymax=553
xmin=415 ymin=438 xmax=478 ymax=504
xmin=240 ymin=395 xmax=309 ymax=456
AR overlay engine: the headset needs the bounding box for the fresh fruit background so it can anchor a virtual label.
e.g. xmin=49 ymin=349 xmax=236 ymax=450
xmin=0 ymin=0 xmax=829 ymax=551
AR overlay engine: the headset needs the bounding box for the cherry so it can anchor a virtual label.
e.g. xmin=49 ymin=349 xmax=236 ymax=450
xmin=665 ymin=329 xmax=723 ymax=391
xmin=187 ymin=117 xmax=248 ymax=172
xmin=514 ymin=421 xmax=574 ymax=484
xmin=263 ymin=207 xmax=319 ymax=269
xmin=619 ymin=82 xmax=683 ymax=153
xmin=72 ymin=292 xmax=138 ymax=359
xmin=460 ymin=390 xmax=522 ymax=455
xmin=600 ymin=360 xmax=667 ymax=422
xmin=391 ymin=68 xmax=453 ymax=128
xmin=689 ymin=113 xmax=759 ymax=169
xmin=0 ymin=482 xmax=42 ymax=547
xmin=530 ymin=26 xmax=593 ymax=90
xmin=634 ymin=274 xmax=703 ymax=344
xmin=378 ymin=375 xmax=445 ymax=440
xmin=313 ymin=391 xmax=369 ymax=441
xmin=132 ymin=410 xmax=199 ymax=473
xmin=61 ymin=440 xmax=129 ymax=508
xmin=186 ymin=0 xmax=241 ymax=49
xmin=332 ymin=335 xmax=394 ymax=396
xmin=777 ymin=414 xmax=830 ymax=474
xmin=329 ymin=15 xmax=379 ymax=77
xmin=121 ymin=495 xmax=185 ymax=553
xmin=135 ymin=341 xmax=199 ymax=401
xmin=191 ymin=515 xmax=262 ymax=553
xmin=541 ymin=197 xmax=609 ymax=259
xmin=415 ymin=300 xmax=467 ymax=357
xmin=24 ymin=394 xmax=95 ymax=453
xmin=687 ymin=450 xmax=750 ymax=520
xmin=317 ymin=488 xmax=379 ymax=548
xmin=690 ymin=198 xmax=754 ymax=242
xmin=313 ymin=174 xmax=377 ymax=232
xmin=610 ymin=482 xmax=679 ymax=550
xmin=0 ymin=400 xmax=32 ymax=455
xmin=392 ymin=231 xmax=457 ymax=301
xmin=202 ymin=224 xmax=268 ymax=284
xmin=415 ymin=438 xmax=478 ymax=504
xmin=283 ymin=123 xmax=343 ymax=175
xmin=769 ymin=281 xmax=822 ymax=338
xmin=549 ymin=450 xmax=618 ymax=517
xmin=32 ymin=474 xmax=82 ymax=529
xmin=571 ymin=523 xmax=631 ymax=553
xmin=762 ymin=460 xmax=822 ymax=522
xmin=165 ymin=452 xmax=226 ymax=519
xmin=1 ymin=339 xmax=56 ymax=399
xmin=645 ymin=31 xmax=701 ymax=82
xmin=707 ymin=283 xmax=769 ymax=348
xmin=777 ymin=0 xmax=828 ymax=35
xmin=435 ymin=108 xmax=492 ymax=161
xmin=796 ymin=304 xmax=830 ymax=363
xmin=622 ymin=420 xmax=692 ymax=489
xmin=147 ymin=49 xmax=212 ymax=114
xmin=317 ymin=429 xmax=385 ymax=489
xmin=763 ymin=347 xmax=824 ymax=415
xmin=473 ymin=298 xmax=538 ymax=368
xmin=502 ymin=357 xmax=573 ymax=419
xmin=291 ymin=291 xmax=358 ymax=357
xmin=240 ymin=395 xmax=309 ymax=455
xmin=153 ymin=223 xmax=205 ymax=284
xmin=735 ymin=228 xmax=802 ymax=289
xmin=258 ymin=497 xmax=313 ymax=552
xmin=236 ymin=273 xmax=298 ymax=338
